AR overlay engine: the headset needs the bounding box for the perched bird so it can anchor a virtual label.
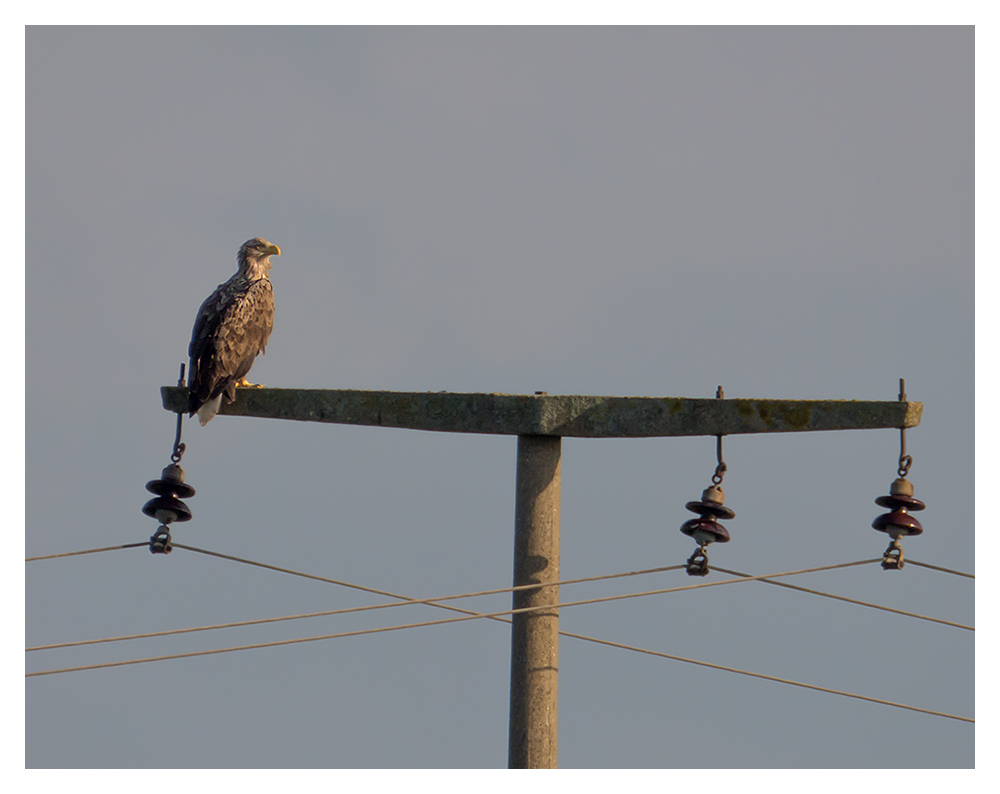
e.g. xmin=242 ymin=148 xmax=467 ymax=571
xmin=188 ymin=237 xmax=280 ymax=425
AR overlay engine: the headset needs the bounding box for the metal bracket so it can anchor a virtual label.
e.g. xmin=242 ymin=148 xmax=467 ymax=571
xmin=150 ymin=526 xmax=173 ymax=554
xmin=881 ymin=539 xmax=904 ymax=570
xmin=685 ymin=546 xmax=711 ymax=577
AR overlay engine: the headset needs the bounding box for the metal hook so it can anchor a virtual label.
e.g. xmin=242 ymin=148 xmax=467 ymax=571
xmin=171 ymin=363 xmax=187 ymax=464
xmin=712 ymin=386 xmax=727 ymax=485
xmin=897 ymin=378 xmax=912 ymax=478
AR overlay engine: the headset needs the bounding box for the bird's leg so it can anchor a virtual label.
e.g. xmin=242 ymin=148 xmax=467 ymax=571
xmin=235 ymin=377 xmax=266 ymax=388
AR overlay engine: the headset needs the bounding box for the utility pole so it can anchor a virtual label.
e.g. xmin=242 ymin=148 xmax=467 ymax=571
xmin=161 ymin=387 xmax=921 ymax=768
xmin=509 ymin=434 xmax=561 ymax=768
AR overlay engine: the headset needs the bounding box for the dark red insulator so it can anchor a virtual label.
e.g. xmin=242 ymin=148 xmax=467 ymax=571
xmin=679 ymin=483 xmax=734 ymax=551
xmin=684 ymin=493 xmax=735 ymax=521
xmin=680 ymin=516 xmax=731 ymax=544
xmin=874 ymin=493 xmax=925 ymax=512
xmin=872 ymin=509 xmax=923 ymax=538
xmin=872 ymin=477 xmax=924 ymax=539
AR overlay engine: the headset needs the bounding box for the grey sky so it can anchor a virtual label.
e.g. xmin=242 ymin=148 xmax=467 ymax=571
xmin=26 ymin=26 xmax=973 ymax=768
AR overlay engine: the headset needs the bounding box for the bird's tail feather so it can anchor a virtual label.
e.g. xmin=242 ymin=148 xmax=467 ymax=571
xmin=196 ymin=394 xmax=223 ymax=426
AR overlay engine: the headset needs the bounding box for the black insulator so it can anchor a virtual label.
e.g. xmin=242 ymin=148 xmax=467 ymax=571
xmin=142 ymin=494 xmax=193 ymax=524
xmin=142 ymin=463 xmax=195 ymax=527
xmin=145 ymin=463 xmax=196 ymax=499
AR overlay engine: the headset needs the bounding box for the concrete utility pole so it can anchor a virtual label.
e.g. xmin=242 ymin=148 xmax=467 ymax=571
xmin=509 ymin=434 xmax=561 ymax=769
xmin=162 ymin=387 xmax=921 ymax=768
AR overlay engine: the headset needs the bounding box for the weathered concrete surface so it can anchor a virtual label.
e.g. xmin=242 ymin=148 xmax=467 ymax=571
xmin=162 ymin=387 xmax=922 ymax=437
xmin=508 ymin=436 xmax=561 ymax=769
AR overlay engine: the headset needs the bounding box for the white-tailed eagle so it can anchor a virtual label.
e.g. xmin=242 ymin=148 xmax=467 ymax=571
xmin=188 ymin=237 xmax=280 ymax=425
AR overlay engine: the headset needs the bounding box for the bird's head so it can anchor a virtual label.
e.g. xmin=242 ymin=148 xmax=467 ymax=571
xmin=238 ymin=237 xmax=281 ymax=278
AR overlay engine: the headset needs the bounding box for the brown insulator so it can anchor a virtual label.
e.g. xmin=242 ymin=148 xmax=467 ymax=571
xmin=872 ymin=477 xmax=925 ymax=540
xmin=680 ymin=485 xmax=734 ymax=546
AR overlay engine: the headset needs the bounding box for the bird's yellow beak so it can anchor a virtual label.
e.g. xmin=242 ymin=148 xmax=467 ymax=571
xmin=265 ymin=243 xmax=281 ymax=257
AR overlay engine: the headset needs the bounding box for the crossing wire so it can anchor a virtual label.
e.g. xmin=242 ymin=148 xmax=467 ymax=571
xmin=24 ymin=543 xmax=973 ymax=723
xmin=175 ymin=545 xmax=969 ymax=632
xmin=710 ymin=565 xmax=974 ymax=631
xmin=28 ymin=566 xmax=875 ymax=656
xmin=172 ymin=541 xmax=882 ymax=603
xmin=24 ymin=585 xmax=973 ymax=725
xmin=26 ymin=550 xmax=973 ymax=652
xmin=26 ymin=562 xmax=687 ymax=652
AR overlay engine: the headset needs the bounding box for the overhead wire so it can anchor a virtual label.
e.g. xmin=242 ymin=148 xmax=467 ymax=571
xmin=555 ymin=630 xmax=973 ymax=724
xmin=26 ymin=557 xmax=887 ymax=654
xmin=28 ymin=567 xmax=852 ymax=653
xmin=25 ymin=542 xmax=978 ymax=584
xmin=171 ymin=542 xmax=686 ymax=605
xmin=25 ymin=543 xmax=974 ymax=723
xmin=24 ymin=541 xmax=976 ymax=584
xmin=26 ymin=542 xmax=148 ymax=562
xmin=23 ymin=476 xmax=974 ymax=732
xmin=25 ymin=596 xmax=682 ymax=676
xmin=710 ymin=565 xmax=974 ymax=632
xmin=24 ymin=581 xmax=973 ymax=725
xmin=174 ymin=542 xmax=882 ymax=602
xmin=30 ymin=563 xmax=902 ymax=670
xmin=26 ymin=561 xmax=688 ymax=652
xmin=906 ymin=559 xmax=975 ymax=579
xmin=27 ymin=551 xmax=973 ymax=653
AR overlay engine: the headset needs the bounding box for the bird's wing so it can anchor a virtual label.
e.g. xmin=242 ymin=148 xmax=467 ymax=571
xmin=188 ymin=282 xmax=232 ymax=409
xmin=189 ymin=283 xmax=229 ymax=366
xmin=189 ymin=279 xmax=274 ymax=409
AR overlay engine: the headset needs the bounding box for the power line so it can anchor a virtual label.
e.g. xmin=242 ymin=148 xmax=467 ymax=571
xmin=23 ymin=598 xmax=651 ymax=676
xmin=711 ymin=565 xmax=974 ymax=632
xmin=555 ymin=630 xmax=973 ymax=724
xmin=25 ymin=542 xmax=976 ymax=583
xmin=906 ymin=559 xmax=975 ymax=579
xmin=25 ymin=542 xmax=148 ymax=562
xmin=25 ymin=591 xmax=973 ymax=725
xmin=26 ymin=539 xmax=973 ymax=657
xmin=25 ymin=544 xmax=973 ymax=724
xmin=175 ymin=541 xmax=882 ymax=603
xmin=35 ymin=570 xmax=907 ymax=675
xmin=173 ymin=540 xmax=694 ymax=609
xmin=180 ymin=545 xmax=930 ymax=631
xmin=21 ymin=562 xmax=934 ymax=664
xmin=26 ymin=562 xmax=688 ymax=652
xmin=29 ymin=550 xmax=972 ymax=654
xmin=25 ymin=571 xmax=808 ymax=653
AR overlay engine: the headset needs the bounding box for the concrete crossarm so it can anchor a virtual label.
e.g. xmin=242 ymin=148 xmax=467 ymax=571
xmin=161 ymin=387 xmax=921 ymax=438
